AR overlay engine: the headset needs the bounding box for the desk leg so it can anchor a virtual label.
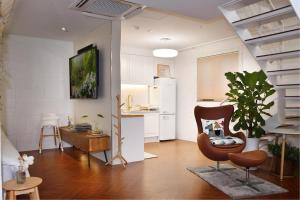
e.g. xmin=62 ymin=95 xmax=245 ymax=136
xmin=280 ymin=135 xmax=286 ymax=181
xmin=88 ymin=152 xmax=90 ymax=168
xmin=104 ymin=151 xmax=108 ymax=162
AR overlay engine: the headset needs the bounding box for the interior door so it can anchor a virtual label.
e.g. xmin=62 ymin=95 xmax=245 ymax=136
xmin=159 ymin=114 xmax=175 ymax=140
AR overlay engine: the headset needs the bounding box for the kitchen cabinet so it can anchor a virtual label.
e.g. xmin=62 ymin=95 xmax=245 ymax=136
xmin=121 ymin=54 xmax=154 ymax=85
xmin=144 ymin=113 xmax=159 ymax=138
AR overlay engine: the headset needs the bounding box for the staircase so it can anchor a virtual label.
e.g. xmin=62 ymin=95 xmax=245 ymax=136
xmin=219 ymin=0 xmax=300 ymax=135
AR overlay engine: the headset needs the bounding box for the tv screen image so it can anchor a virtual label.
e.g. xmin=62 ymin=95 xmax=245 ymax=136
xmin=69 ymin=47 xmax=99 ymax=99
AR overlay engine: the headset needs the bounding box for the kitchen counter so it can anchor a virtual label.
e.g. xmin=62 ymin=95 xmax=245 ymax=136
xmin=120 ymin=116 xmax=144 ymax=163
xmin=121 ymin=114 xmax=144 ymax=118
xmin=121 ymin=110 xmax=159 ymax=114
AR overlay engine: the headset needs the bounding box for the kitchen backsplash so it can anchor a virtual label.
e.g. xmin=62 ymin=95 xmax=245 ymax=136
xmin=121 ymin=84 xmax=149 ymax=108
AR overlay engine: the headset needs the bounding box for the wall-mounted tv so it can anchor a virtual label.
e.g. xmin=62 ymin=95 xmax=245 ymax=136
xmin=69 ymin=45 xmax=99 ymax=99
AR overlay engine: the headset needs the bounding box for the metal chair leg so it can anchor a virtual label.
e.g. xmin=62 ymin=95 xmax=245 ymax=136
xmin=230 ymin=167 xmax=264 ymax=191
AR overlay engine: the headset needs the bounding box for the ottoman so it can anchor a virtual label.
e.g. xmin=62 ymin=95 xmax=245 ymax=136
xmin=228 ymin=150 xmax=267 ymax=191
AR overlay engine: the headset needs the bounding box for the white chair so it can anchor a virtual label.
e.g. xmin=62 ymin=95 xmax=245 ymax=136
xmin=38 ymin=113 xmax=63 ymax=154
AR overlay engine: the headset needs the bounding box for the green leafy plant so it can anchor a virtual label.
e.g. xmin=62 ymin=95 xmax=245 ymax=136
xmin=268 ymin=143 xmax=300 ymax=164
xmin=225 ymin=70 xmax=275 ymax=138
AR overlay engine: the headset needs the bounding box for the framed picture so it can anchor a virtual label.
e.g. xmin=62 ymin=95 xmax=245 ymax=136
xmin=157 ymin=64 xmax=170 ymax=77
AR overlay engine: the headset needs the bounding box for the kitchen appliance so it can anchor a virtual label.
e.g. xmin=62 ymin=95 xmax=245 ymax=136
xmin=150 ymin=78 xmax=176 ymax=140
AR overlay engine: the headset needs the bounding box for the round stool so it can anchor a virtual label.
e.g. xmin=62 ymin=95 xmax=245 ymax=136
xmin=228 ymin=150 xmax=267 ymax=191
xmin=3 ymin=177 xmax=42 ymax=200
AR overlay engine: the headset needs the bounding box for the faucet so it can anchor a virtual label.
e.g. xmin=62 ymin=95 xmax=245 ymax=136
xmin=127 ymin=95 xmax=133 ymax=111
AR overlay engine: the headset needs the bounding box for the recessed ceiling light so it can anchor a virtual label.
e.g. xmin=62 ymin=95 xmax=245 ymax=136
xmin=61 ymin=27 xmax=68 ymax=32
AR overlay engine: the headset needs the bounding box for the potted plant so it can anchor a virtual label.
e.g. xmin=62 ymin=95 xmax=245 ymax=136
xmin=268 ymin=143 xmax=299 ymax=176
xmin=225 ymin=70 xmax=275 ymax=151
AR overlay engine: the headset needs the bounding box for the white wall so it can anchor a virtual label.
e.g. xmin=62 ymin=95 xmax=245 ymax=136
xmin=72 ymin=20 xmax=118 ymax=162
xmin=175 ymin=37 xmax=260 ymax=142
xmin=72 ymin=22 xmax=112 ymax=131
xmin=5 ymin=34 xmax=73 ymax=151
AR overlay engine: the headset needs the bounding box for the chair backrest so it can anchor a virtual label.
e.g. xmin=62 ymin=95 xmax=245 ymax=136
xmin=42 ymin=113 xmax=59 ymax=127
xmin=194 ymin=105 xmax=234 ymax=136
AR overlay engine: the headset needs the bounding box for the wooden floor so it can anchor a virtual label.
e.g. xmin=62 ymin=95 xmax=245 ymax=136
xmin=24 ymin=140 xmax=299 ymax=199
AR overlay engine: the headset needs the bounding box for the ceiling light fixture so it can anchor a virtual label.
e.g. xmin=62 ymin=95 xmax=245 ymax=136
xmin=153 ymin=49 xmax=178 ymax=58
xmin=153 ymin=38 xmax=178 ymax=58
xmin=61 ymin=27 xmax=68 ymax=32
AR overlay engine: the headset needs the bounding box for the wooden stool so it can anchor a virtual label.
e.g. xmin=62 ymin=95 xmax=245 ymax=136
xmin=3 ymin=177 xmax=42 ymax=200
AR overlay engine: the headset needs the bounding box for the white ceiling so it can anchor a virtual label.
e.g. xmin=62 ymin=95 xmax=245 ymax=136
xmin=121 ymin=9 xmax=235 ymax=50
xmin=7 ymin=0 xmax=235 ymax=49
xmin=7 ymin=0 xmax=109 ymax=41
xmin=127 ymin=0 xmax=232 ymax=20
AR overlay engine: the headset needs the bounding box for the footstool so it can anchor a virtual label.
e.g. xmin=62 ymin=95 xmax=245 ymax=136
xmin=228 ymin=150 xmax=267 ymax=191
xmin=3 ymin=177 xmax=42 ymax=200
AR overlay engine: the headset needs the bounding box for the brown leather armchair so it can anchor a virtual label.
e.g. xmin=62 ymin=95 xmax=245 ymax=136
xmin=194 ymin=105 xmax=246 ymax=171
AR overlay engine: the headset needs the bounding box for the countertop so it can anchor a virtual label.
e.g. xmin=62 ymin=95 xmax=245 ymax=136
xmin=121 ymin=114 xmax=144 ymax=118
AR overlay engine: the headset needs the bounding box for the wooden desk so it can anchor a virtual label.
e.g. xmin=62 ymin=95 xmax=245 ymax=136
xmin=59 ymin=127 xmax=110 ymax=167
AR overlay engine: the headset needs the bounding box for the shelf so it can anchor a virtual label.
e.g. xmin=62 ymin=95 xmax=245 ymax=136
xmin=245 ymin=28 xmax=300 ymax=45
xmin=232 ymin=5 xmax=295 ymax=28
xmin=256 ymin=50 xmax=300 ymax=61
xmin=267 ymin=68 xmax=300 ymax=76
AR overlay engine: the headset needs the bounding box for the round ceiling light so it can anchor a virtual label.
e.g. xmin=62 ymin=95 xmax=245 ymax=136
xmin=152 ymin=49 xmax=178 ymax=58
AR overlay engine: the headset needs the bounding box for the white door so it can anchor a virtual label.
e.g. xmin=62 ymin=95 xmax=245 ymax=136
xmin=159 ymin=114 xmax=176 ymax=140
xmin=159 ymin=79 xmax=176 ymax=114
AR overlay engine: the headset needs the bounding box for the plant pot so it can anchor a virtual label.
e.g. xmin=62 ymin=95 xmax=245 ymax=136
xmin=243 ymin=138 xmax=259 ymax=152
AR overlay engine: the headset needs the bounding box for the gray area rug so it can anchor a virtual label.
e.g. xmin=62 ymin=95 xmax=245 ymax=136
xmin=187 ymin=164 xmax=288 ymax=199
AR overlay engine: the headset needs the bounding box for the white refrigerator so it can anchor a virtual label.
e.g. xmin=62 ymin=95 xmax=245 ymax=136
xmin=150 ymin=78 xmax=176 ymax=141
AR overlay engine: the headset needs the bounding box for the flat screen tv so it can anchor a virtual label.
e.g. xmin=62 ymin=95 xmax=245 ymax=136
xmin=69 ymin=46 xmax=99 ymax=99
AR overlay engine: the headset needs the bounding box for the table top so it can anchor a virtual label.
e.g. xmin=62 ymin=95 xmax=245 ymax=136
xmin=3 ymin=177 xmax=42 ymax=191
xmin=60 ymin=127 xmax=110 ymax=138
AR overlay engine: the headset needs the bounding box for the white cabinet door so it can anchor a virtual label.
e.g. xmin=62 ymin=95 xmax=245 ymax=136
xmin=143 ymin=56 xmax=154 ymax=85
xmin=130 ymin=55 xmax=145 ymax=84
xmin=121 ymin=54 xmax=154 ymax=85
xmin=144 ymin=113 xmax=159 ymax=137
xmin=159 ymin=114 xmax=176 ymax=140
xmin=121 ymin=54 xmax=131 ymax=84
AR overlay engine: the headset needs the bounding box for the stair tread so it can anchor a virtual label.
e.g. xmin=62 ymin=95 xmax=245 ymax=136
xmin=267 ymin=68 xmax=300 ymax=73
xmin=285 ymin=115 xmax=300 ymax=119
xmin=245 ymin=28 xmax=300 ymax=43
xmin=276 ymin=83 xmax=300 ymax=86
xmin=232 ymin=5 xmax=294 ymax=27
xmin=232 ymin=5 xmax=292 ymax=24
xmin=269 ymin=126 xmax=300 ymax=135
xmin=285 ymin=96 xmax=300 ymax=97
xmin=257 ymin=50 xmax=300 ymax=58
xmin=285 ymin=107 xmax=300 ymax=109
